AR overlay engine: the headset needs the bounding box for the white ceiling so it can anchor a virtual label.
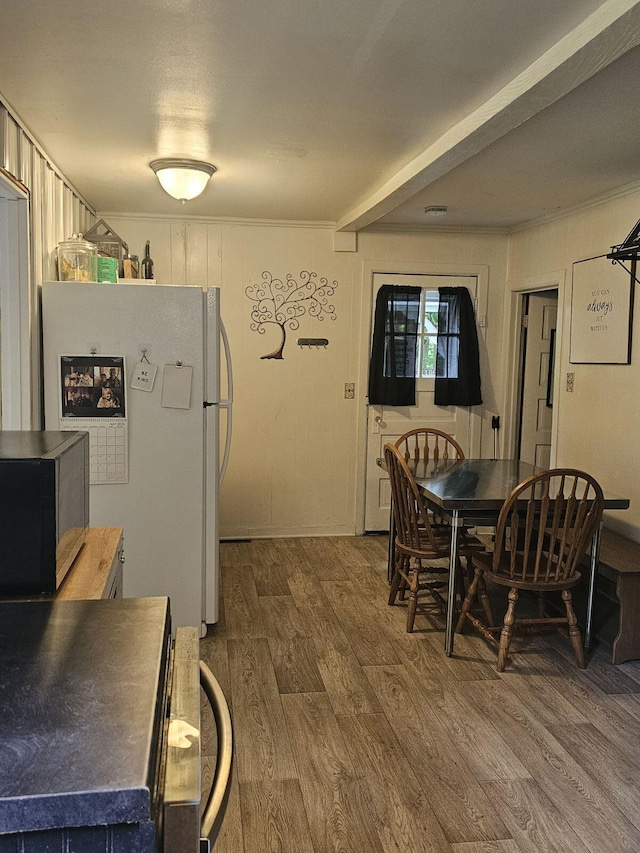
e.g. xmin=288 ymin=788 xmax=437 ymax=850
xmin=1 ymin=0 xmax=640 ymax=231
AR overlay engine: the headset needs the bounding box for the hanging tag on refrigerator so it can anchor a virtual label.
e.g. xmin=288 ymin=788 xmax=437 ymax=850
xmin=130 ymin=361 xmax=158 ymax=392
xmin=161 ymin=363 xmax=193 ymax=409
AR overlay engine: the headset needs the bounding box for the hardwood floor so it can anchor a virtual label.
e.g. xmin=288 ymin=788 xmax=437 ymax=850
xmin=200 ymin=535 xmax=640 ymax=852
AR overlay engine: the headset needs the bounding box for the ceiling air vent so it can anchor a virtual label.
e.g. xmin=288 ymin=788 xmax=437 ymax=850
xmin=424 ymin=205 xmax=448 ymax=216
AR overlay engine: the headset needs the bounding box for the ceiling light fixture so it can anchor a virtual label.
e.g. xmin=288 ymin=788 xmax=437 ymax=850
xmin=424 ymin=205 xmax=448 ymax=216
xmin=150 ymin=158 xmax=217 ymax=203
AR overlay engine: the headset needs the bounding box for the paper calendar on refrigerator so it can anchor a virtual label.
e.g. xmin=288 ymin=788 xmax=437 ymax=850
xmin=57 ymin=355 xmax=129 ymax=484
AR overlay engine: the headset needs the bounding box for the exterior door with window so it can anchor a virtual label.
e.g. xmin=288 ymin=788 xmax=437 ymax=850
xmin=364 ymin=273 xmax=479 ymax=531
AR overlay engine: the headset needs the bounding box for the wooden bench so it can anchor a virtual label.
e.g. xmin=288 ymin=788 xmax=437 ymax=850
xmin=592 ymin=528 xmax=640 ymax=664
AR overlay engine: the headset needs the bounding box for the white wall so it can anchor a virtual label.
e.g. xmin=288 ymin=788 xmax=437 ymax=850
xmin=0 ymin=102 xmax=95 ymax=427
xmin=1 ymin=104 xmax=95 ymax=281
xmin=508 ymin=188 xmax=640 ymax=539
xmin=104 ymin=216 xmax=509 ymax=537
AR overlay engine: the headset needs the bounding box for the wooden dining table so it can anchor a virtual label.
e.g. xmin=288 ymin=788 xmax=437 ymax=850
xmin=379 ymin=457 xmax=630 ymax=657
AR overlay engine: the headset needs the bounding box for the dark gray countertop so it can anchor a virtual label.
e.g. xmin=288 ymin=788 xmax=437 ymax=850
xmin=0 ymin=596 xmax=171 ymax=835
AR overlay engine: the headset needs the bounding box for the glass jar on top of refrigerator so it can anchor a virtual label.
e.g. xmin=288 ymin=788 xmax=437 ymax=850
xmin=57 ymin=234 xmax=98 ymax=282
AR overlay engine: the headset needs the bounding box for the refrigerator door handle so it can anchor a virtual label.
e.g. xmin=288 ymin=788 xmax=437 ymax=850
xmin=219 ymin=402 xmax=232 ymax=486
xmin=220 ymin=318 xmax=233 ymax=406
xmin=219 ymin=318 xmax=233 ymax=486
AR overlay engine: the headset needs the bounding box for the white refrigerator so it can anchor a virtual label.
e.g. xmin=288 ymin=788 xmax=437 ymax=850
xmin=42 ymin=281 xmax=232 ymax=632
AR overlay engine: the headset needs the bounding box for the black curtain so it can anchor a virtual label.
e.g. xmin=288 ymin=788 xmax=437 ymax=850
xmin=435 ymin=286 xmax=482 ymax=406
xmin=368 ymin=284 xmax=421 ymax=406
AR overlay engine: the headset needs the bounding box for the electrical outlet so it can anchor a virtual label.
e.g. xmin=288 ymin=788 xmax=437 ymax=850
xmin=566 ymin=372 xmax=575 ymax=392
xmin=344 ymin=382 xmax=355 ymax=399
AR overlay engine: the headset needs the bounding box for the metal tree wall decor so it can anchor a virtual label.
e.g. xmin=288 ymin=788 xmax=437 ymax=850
xmin=245 ymin=270 xmax=338 ymax=359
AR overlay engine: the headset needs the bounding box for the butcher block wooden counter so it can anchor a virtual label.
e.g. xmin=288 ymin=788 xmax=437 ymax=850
xmin=57 ymin=527 xmax=124 ymax=600
xmin=0 ymin=528 xmax=124 ymax=603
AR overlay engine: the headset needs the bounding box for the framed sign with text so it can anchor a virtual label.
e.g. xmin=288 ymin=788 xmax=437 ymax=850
xmin=570 ymin=254 xmax=634 ymax=364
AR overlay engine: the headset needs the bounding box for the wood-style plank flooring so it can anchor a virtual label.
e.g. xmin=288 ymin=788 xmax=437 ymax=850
xmin=200 ymin=535 xmax=640 ymax=852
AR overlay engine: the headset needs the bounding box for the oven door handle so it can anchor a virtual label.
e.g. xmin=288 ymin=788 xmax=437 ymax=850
xmin=199 ymin=660 xmax=233 ymax=849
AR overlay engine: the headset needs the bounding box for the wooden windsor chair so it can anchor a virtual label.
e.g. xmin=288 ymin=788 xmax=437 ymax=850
xmin=384 ymin=443 xmax=487 ymax=633
xmin=395 ymin=427 xmax=465 ymax=529
xmin=456 ymin=468 xmax=604 ymax=671
xmin=395 ymin=427 xmax=464 ymax=478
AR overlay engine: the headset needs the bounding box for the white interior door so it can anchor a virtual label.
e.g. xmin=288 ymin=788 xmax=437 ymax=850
xmin=364 ymin=273 xmax=478 ymax=531
xmin=518 ymin=291 xmax=558 ymax=467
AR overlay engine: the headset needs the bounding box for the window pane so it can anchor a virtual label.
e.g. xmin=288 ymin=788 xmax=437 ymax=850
xmin=382 ymin=294 xmax=421 ymax=378
xmin=443 ymin=335 xmax=460 ymax=379
xmin=416 ymin=290 xmax=439 ymax=378
xmin=385 ymin=337 xmax=417 ymax=378
xmin=421 ymin=335 xmax=437 ymax=377
xmin=423 ymin=292 xmax=439 ymax=333
xmin=424 ymin=311 xmax=438 ymax=334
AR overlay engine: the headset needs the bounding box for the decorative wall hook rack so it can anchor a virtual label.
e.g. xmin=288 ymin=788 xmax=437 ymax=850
xmin=297 ymin=338 xmax=329 ymax=348
xmin=607 ymin=217 xmax=640 ymax=285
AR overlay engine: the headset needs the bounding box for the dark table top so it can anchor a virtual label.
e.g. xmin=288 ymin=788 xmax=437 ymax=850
xmin=379 ymin=457 xmax=630 ymax=516
xmin=413 ymin=458 xmax=630 ymax=514
xmin=0 ymin=596 xmax=171 ymax=835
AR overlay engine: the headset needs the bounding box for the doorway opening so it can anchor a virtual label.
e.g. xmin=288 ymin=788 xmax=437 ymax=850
xmin=0 ymin=169 xmax=32 ymax=429
xmin=516 ymin=288 xmax=558 ymax=467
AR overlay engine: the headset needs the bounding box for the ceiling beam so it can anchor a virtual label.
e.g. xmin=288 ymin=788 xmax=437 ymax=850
xmin=336 ymin=0 xmax=640 ymax=232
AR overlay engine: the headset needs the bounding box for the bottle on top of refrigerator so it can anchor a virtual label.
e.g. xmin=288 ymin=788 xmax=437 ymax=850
xmin=141 ymin=241 xmax=154 ymax=279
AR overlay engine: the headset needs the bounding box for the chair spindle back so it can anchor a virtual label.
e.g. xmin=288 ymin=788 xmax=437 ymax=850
xmin=395 ymin=428 xmax=464 ymax=479
xmin=384 ymin=443 xmax=444 ymax=555
xmin=493 ymin=469 xmax=604 ymax=585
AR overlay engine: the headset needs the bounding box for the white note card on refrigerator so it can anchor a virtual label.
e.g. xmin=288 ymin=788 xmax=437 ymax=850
xmin=161 ymin=364 xmax=193 ymax=409
xmin=130 ymin=360 xmax=158 ymax=392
